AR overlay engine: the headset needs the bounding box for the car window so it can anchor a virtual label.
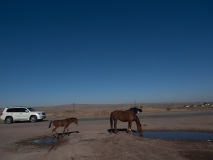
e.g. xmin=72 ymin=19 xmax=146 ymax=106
xmin=13 ymin=108 xmax=20 ymax=112
xmin=19 ymin=108 xmax=27 ymax=112
xmin=14 ymin=108 xmax=26 ymax=112
xmin=6 ymin=108 xmax=14 ymax=112
xmin=28 ymin=108 xmax=36 ymax=111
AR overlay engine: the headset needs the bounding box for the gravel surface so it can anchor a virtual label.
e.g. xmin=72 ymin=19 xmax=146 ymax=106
xmin=0 ymin=110 xmax=213 ymax=160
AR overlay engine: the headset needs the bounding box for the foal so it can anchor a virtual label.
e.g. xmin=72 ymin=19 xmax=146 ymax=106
xmin=48 ymin=118 xmax=78 ymax=136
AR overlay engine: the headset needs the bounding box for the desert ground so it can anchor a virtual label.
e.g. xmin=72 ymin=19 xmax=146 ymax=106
xmin=0 ymin=104 xmax=213 ymax=160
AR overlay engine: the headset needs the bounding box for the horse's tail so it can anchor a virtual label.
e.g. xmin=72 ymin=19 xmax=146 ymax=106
xmin=110 ymin=112 xmax=114 ymax=130
xmin=48 ymin=121 xmax=52 ymax=128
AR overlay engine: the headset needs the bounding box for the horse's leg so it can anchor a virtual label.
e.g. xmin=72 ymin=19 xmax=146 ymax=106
xmin=63 ymin=123 xmax=71 ymax=135
xmin=66 ymin=127 xmax=70 ymax=136
xmin=127 ymin=122 xmax=130 ymax=133
xmin=63 ymin=126 xmax=67 ymax=136
xmin=52 ymin=127 xmax=58 ymax=134
xmin=114 ymin=119 xmax=118 ymax=134
xmin=52 ymin=126 xmax=58 ymax=137
xmin=128 ymin=121 xmax=132 ymax=134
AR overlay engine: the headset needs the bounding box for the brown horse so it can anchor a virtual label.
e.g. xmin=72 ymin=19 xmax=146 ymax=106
xmin=110 ymin=110 xmax=143 ymax=137
xmin=48 ymin=118 xmax=78 ymax=135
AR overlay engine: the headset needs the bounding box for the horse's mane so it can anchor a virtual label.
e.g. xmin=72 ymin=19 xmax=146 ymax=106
xmin=66 ymin=117 xmax=77 ymax=120
xmin=65 ymin=118 xmax=78 ymax=122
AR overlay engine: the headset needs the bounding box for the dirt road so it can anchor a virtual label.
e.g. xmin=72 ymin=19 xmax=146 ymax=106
xmin=0 ymin=110 xmax=213 ymax=160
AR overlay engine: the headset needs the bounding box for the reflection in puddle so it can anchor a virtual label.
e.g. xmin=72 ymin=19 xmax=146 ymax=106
xmin=31 ymin=137 xmax=59 ymax=144
xmin=134 ymin=131 xmax=213 ymax=141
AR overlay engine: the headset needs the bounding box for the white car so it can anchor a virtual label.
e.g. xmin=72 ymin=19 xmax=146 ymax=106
xmin=0 ymin=107 xmax=46 ymax=124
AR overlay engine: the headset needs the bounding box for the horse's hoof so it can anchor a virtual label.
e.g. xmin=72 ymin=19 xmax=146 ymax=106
xmin=53 ymin=134 xmax=58 ymax=138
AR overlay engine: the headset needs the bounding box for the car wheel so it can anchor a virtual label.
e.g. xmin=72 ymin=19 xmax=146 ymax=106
xmin=5 ymin=117 xmax=13 ymax=124
xmin=30 ymin=116 xmax=37 ymax=122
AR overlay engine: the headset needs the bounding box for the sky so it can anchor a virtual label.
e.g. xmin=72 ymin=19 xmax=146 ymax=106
xmin=0 ymin=0 xmax=213 ymax=107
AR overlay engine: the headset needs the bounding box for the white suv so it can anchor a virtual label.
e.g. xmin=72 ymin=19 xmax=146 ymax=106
xmin=0 ymin=107 xmax=46 ymax=124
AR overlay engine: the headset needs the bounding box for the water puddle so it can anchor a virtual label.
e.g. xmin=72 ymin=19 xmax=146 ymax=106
xmin=31 ymin=131 xmax=79 ymax=144
xmin=134 ymin=131 xmax=213 ymax=141
xmin=31 ymin=137 xmax=59 ymax=144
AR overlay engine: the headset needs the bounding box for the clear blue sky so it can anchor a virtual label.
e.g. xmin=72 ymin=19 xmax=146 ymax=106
xmin=0 ymin=0 xmax=213 ymax=107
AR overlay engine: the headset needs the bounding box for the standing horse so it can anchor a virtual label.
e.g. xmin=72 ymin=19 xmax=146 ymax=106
xmin=110 ymin=110 xmax=143 ymax=137
xmin=48 ymin=118 xmax=78 ymax=136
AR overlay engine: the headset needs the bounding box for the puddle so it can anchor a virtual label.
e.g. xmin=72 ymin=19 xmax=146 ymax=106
xmin=134 ymin=131 xmax=213 ymax=141
xmin=30 ymin=131 xmax=79 ymax=145
xmin=31 ymin=137 xmax=59 ymax=144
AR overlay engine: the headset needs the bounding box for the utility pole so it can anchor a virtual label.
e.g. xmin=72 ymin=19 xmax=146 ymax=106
xmin=72 ymin=102 xmax=75 ymax=112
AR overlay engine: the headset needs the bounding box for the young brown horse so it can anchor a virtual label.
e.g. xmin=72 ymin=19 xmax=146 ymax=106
xmin=48 ymin=118 xmax=78 ymax=135
xmin=110 ymin=110 xmax=143 ymax=137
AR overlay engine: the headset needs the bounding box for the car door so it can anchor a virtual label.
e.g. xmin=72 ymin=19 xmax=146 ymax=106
xmin=18 ymin=108 xmax=30 ymax=120
xmin=12 ymin=108 xmax=21 ymax=120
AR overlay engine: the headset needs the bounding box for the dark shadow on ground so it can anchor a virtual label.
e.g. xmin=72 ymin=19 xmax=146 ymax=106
xmin=107 ymin=128 xmax=137 ymax=134
xmin=52 ymin=131 xmax=80 ymax=138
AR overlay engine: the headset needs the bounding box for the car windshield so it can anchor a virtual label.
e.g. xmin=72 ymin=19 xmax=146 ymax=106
xmin=27 ymin=108 xmax=36 ymax=111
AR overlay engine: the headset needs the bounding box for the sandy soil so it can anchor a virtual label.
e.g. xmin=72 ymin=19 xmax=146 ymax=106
xmin=0 ymin=105 xmax=213 ymax=160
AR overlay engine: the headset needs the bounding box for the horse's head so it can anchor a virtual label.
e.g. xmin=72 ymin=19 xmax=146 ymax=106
xmin=74 ymin=118 xmax=78 ymax=126
xmin=137 ymin=123 xmax=143 ymax=137
xmin=128 ymin=107 xmax=142 ymax=114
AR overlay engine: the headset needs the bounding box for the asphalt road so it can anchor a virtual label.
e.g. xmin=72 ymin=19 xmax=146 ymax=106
xmin=79 ymin=110 xmax=213 ymax=121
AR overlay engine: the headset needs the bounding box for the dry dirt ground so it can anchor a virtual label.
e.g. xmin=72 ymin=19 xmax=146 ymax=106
xmin=0 ymin=105 xmax=213 ymax=160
